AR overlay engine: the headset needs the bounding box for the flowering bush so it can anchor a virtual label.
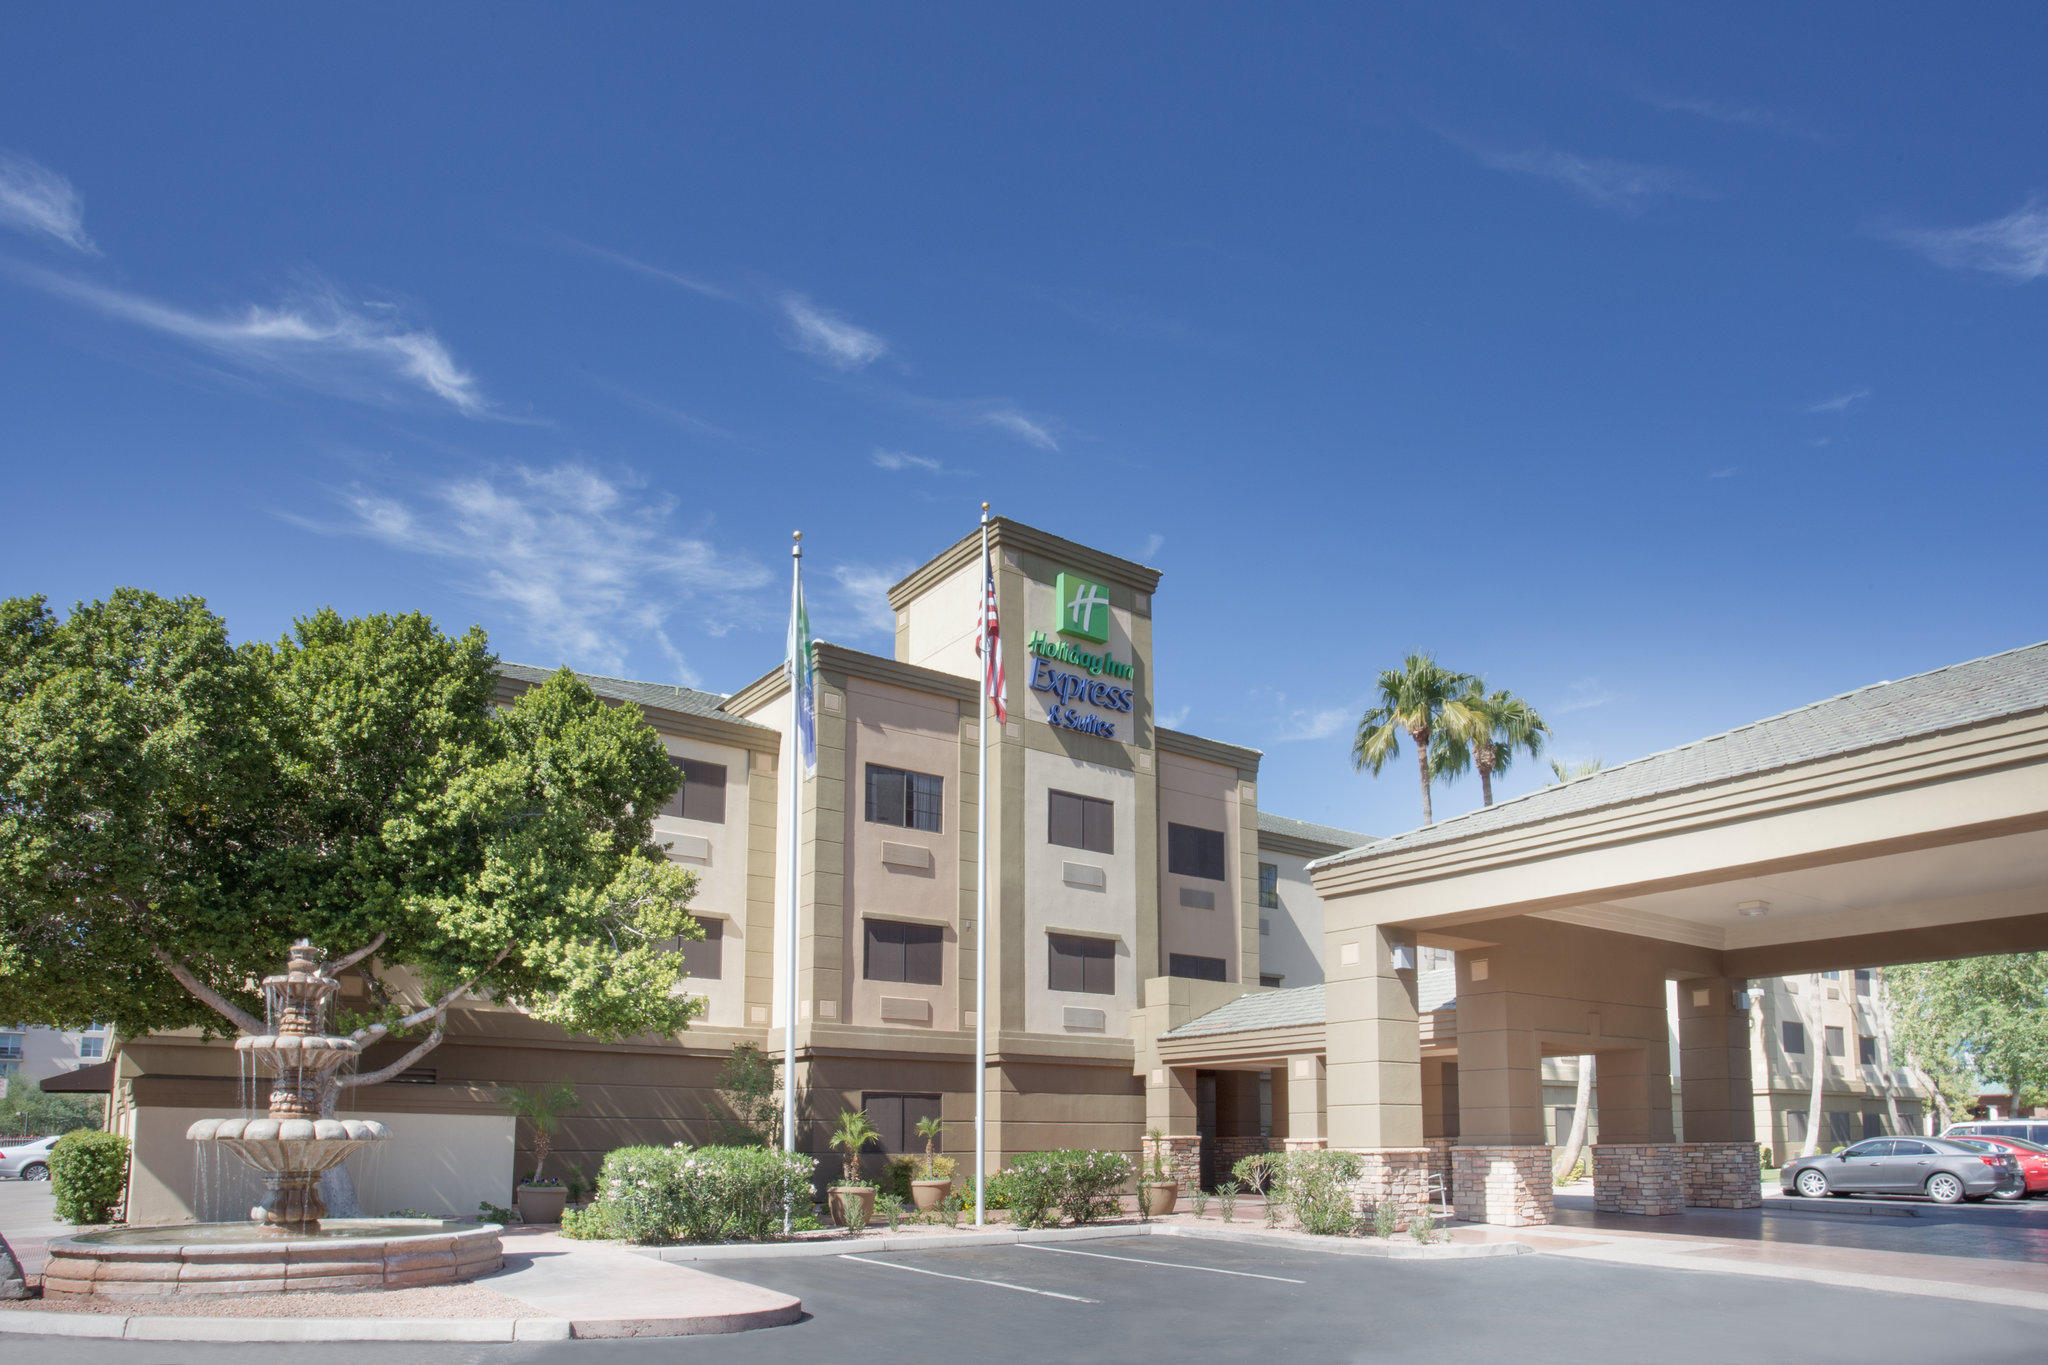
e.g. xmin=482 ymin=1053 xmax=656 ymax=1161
xmin=561 ymin=1143 xmax=814 ymax=1244
xmin=998 ymin=1149 xmax=1132 ymax=1229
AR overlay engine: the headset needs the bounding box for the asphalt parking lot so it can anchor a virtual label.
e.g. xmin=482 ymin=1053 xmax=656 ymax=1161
xmin=10 ymin=1232 xmax=2043 ymax=1365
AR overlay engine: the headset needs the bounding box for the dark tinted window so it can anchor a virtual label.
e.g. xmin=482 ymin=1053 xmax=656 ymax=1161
xmin=677 ymin=919 xmax=723 ymax=979
xmin=661 ymin=758 xmax=727 ymax=823
xmin=1047 ymin=933 xmax=1115 ymax=995
xmin=1167 ymin=823 xmax=1226 ymax=881
xmin=1827 ymin=1112 xmax=1854 ymax=1143
xmin=1893 ymin=1140 xmax=1933 ymax=1156
xmin=863 ymin=919 xmax=944 ymax=985
xmin=866 ymin=765 xmax=943 ymax=832
xmin=1824 ymin=1026 xmax=1845 ymax=1057
xmin=1845 ymin=1140 xmax=1891 ymax=1158
xmin=1169 ymin=953 xmax=1227 ymax=982
xmin=1858 ymin=1035 xmax=1877 ymax=1065
xmin=1048 ymin=791 xmax=1114 ymax=854
xmin=862 ymin=1093 xmax=941 ymax=1154
xmin=1258 ymin=863 xmax=1280 ymax=910
xmin=1781 ymin=1021 xmax=1806 ymax=1053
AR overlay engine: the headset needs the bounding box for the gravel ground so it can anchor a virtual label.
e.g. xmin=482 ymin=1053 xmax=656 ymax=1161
xmin=0 ymin=1282 xmax=550 ymax=1319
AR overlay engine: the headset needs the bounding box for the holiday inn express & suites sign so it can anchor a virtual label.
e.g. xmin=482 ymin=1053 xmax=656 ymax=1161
xmin=1029 ymin=571 xmax=1135 ymax=739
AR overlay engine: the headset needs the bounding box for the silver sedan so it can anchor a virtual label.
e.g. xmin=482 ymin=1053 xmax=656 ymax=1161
xmin=0 ymin=1134 xmax=61 ymax=1180
xmin=1782 ymin=1136 xmax=2023 ymax=1204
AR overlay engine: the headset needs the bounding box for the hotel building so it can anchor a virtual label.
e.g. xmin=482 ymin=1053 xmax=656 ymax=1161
xmin=112 ymin=517 xmax=1367 ymax=1220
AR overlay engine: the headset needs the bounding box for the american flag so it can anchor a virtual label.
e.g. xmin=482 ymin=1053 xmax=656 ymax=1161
xmin=976 ymin=551 xmax=1006 ymax=723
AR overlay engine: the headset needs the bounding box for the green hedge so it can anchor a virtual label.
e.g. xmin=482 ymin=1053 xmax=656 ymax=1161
xmin=562 ymin=1144 xmax=814 ymax=1244
xmin=50 ymin=1129 xmax=128 ymax=1225
xmin=993 ymin=1150 xmax=1131 ymax=1229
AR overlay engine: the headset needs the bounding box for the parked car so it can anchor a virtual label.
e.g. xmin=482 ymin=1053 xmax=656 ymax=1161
xmin=1781 ymin=1136 xmax=2023 ymax=1204
xmin=0 ymin=1135 xmax=62 ymax=1181
xmin=1944 ymin=1119 xmax=2048 ymax=1149
xmin=1947 ymin=1134 xmax=2048 ymax=1198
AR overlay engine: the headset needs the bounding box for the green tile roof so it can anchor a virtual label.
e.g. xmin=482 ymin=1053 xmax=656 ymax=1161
xmin=1313 ymin=639 xmax=2048 ymax=871
xmin=498 ymin=662 xmax=775 ymax=733
xmin=1257 ymin=811 xmax=1375 ymax=852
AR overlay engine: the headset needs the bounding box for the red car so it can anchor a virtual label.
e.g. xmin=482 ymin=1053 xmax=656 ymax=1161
xmin=1952 ymin=1134 xmax=2048 ymax=1198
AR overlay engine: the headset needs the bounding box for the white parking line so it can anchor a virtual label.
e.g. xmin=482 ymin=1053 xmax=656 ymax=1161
xmin=1015 ymin=1243 xmax=1306 ymax=1284
xmin=838 ymin=1253 xmax=1101 ymax=1303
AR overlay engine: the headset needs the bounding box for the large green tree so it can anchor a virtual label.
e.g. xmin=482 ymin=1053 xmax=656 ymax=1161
xmin=1350 ymin=654 xmax=1472 ymax=826
xmin=0 ymin=590 xmax=704 ymax=1105
xmin=1885 ymin=954 xmax=2048 ymax=1118
xmin=1433 ymin=682 xmax=1551 ymax=808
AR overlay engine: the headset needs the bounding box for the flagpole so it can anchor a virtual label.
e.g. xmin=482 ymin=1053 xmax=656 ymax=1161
xmin=782 ymin=530 xmax=802 ymax=1233
xmin=974 ymin=502 xmax=990 ymax=1228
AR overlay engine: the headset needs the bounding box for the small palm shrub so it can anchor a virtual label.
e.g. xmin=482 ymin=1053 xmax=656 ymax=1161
xmin=50 ymin=1130 xmax=128 ymax=1225
xmin=1218 ymin=1180 xmax=1240 ymax=1223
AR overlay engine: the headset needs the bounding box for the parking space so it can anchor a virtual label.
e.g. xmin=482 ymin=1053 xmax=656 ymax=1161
xmin=1552 ymin=1189 xmax=2048 ymax=1262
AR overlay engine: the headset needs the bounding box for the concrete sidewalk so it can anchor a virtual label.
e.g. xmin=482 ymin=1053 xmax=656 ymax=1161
xmin=486 ymin=1226 xmax=800 ymax=1337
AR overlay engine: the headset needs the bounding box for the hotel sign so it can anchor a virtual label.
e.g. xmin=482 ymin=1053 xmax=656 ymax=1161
xmin=1031 ymin=571 xmax=1135 ymax=739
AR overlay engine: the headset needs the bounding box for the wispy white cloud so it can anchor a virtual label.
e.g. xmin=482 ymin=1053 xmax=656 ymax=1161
xmin=1708 ymin=466 xmax=1740 ymax=479
xmin=1880 ymin=198 xmax=2048 ymax=282
xmin=1156 ymin=703 xmax=1191 ymax=730
xmin=596 ymin=379 xmax=735 ymax=440
xmin=872 ymin=448 xmax=945 ymax=474
xmin=298 ymin=461 xmax=770 ymax=679
xmin=548 ymin=235 xmax=731 ymax=299
xmin=1637 ymin=92 xmax=1821 ymax=142
xmin=1553 ymin=677 xmax=1619 ymax=715
xmin=976 ymin=404 xmax=1058 ymax=450
xmin=779 ymin=292 xmax=888 ymax=370
xmin=7 ymin=263 xmax=490 ymax=415
xmin=820 ymin=562 xmax=909 ymax=641
xmin=1469 ymin=145 xmax=1709 ymax=214
xmin=0 ymin=150 xmax=95 ymax=253
xmin=1256 ymin=689 xmax=1358 ymax=743
xmin=1806 ymin=388 xmax=1870 ymax=414
xmin=1140 ymin=532 xmax=1165 ymax=560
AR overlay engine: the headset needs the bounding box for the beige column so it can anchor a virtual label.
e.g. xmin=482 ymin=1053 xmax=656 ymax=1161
xmin=1284 ymin=1054 xmax=1326 ymax=1150
xmin=1451 ymin=952 xmax=1553 ymax=1225
xmin=1144 ymin=1064 xmax=1200 ymax=1191
xmin=1675 ymin=976 xmax=1762 ymax=1208
xmin=1325 ymin=927 xmax=1421 ymax=1149
xmin=1592 ymin=1045 xmax=1673 ymax=1145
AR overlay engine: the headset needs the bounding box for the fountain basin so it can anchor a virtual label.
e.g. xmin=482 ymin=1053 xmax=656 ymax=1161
xmin=186 ymin=1116 xmax=392 ymax=1174
xmin=41 ymin=1220 xmax=504 ymax=1300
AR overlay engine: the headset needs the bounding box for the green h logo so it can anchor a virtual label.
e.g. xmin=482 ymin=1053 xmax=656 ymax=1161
xmin=1055 ymin=572 xmax=1110 ymax=643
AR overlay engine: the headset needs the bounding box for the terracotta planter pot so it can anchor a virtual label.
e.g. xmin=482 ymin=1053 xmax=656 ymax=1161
xmin=1142 ymin=1181 xmax=1180 ymax=1217
xmin=515 ymin=1184 xmax=567 ymax=1225
xmin=829 ymin=1185 xmax=877 ymax=1227
xmin=910 ymin=1178 xmax=951 ymax=1213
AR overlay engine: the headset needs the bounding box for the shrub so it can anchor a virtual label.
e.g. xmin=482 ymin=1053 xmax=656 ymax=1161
xmin=1370 ymin=1199 xmax=1400 ymax=1239
xmin=875 ymin=1192 xmax=906 ymax=1231
xmin=576 ymin=1143 xmax=815 ymax=1244
xmin=883 ymin=1156 xmax=916 ymax=1201
xmin=50 ymin=1129 xmax=127 ymax=1225
xmin=1218 ymin=1180 xmax=1239 ymax=1223
xmin=1280 ymin=1150 xmax=1362 ymax=1237
xmin=998 ymin=1150 xmax=1131 ymax=1228
xmin=1231 ymin=1152 xmax=1276 ymax=1196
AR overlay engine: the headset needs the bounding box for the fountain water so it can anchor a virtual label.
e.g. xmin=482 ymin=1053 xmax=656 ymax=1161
xmin=42 ymin=940 xmax=503 ymax=1300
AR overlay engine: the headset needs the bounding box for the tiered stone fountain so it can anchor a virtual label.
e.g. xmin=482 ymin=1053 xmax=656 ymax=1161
xmin=42 ymin=941 xmax=503 ymax=1300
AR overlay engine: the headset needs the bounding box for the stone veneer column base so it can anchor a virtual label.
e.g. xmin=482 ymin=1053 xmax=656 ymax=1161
xmin=1592 ymin=1143 xmax=1686 ymax=1215
xmin=1343 ymin=1147 xmax=1431 ymax=1231
xmin=1451 ymin=1145 xmax=1554 ymax=1226
xmin=1282 ymin=1137 xmax=1328 ymax=1153
xmin=1679 ymin=1141 xmax=1762 ymax=1209
xmin=1212 ymin=1135 xmax=1282 ymax=1185
xmin=1145 ymin=1135 xmax=1201 ymax=1192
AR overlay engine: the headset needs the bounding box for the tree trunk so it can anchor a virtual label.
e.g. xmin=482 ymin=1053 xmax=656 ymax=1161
xmin=1870 ymin=973 xmax=1905 ymax=1135
xmin=1800 ymin=974 xmax=1828 ymax=1156
xmin=1412 ymin=727 xmax=1433 ymax=825
xmin=1554 ymin=1055 xmax=1594 ymax=1179
xmin=1478 ymin=758 xmax=1495 ymax=808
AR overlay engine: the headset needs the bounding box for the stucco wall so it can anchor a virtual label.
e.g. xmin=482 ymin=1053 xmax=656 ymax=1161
xmin=1023 ymin=748 xmax=1140 ymax=1036
xmin=1256 ymin=847 xmax=1324 ymax=988
xmin=899 ymin=558 xmax=984 ymax=682
xmin=1157 ymin=751 xmax=1241 ymax=980
xmin=843 ymin=677 xmax=963 ymax=1031
xmin=652 ymin=731 xmax=752 ymax=1028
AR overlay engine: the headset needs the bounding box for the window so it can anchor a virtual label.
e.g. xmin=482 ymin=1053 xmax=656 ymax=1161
xmin=866 ymin=765 xmax=944 ymax=833
xmin=862 ymin=1093 xmax=941 ymax=1155
xmin=0 ymin=1034 xmax=21 ymax=1062
xmin=1420 ymin=946 xmax=1455 ymax=970
xmin=1258 ymin=862 xmax=1280 ymax=910
xmin=1781 ymin=1021 xmax=1806 ymax=1054
xmin=1259 ymin=973 xmax=1284 ymax=988
xmin=1048 ymin=790 xmax=1113 ymax=854
xmin=1854 ymin=968 xmax=1873 ymax=992
xmin=864 ymin=919 xmax=944 ymax=985
xmin=1827 ymin=1111 xmax=1854 ymax=1143
xmin=1047 ymin=933 xmax=1115 ymax=995
xmin=1858 ymin=1035 xmax=1877 ymax=1065
xmin=661 ymin=758 xmax=728 ymax=823
xmin=1821 ymin=970 xmax=1840 ymax=981
xmin=1845 ymin=1139 xmax=1891 ymax=1158
xmin=1785 ymin=1110 xmax=1807 ymax=1142
xmin=677 ymin=919 xmax=723 ymax=979
xmin=1825 ymin=1026 xmax=1845 ymax=1058
xmin=1893 ymin=1139 xmax=1933 ymax=1156
xmin=1169 ymin=953 xmax=1226 ymax=982
xmin=1862 ymin=1111 xmax=1885 ymax=1139
xmin=78 ymin=1036 xmax=105 ymax=1060
xmin=1167 ymin=823 xmax=1226 ymax=881
xmin=1554 ymin=1106 xmax=1576 ymax=1141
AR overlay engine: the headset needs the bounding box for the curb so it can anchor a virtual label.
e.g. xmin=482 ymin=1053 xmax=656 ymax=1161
xmin=641 ymin=1218 xmax=1526 ymax=1263
xmin=0 ymin=1315 xmax=572 ymax=1342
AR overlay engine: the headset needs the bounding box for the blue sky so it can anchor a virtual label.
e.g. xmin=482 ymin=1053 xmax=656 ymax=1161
xmin=4 ymin=4 xmax=2045 ymax=839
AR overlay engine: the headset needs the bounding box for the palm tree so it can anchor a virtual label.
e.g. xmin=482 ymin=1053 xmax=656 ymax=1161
xmin=1352 ymin=654 xmax=1472 ymax=825
xmin=1436 ymin=683 xmax=1552 ymax=807
xmin=1548 ymin=757 xmax=1605 ymax=784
